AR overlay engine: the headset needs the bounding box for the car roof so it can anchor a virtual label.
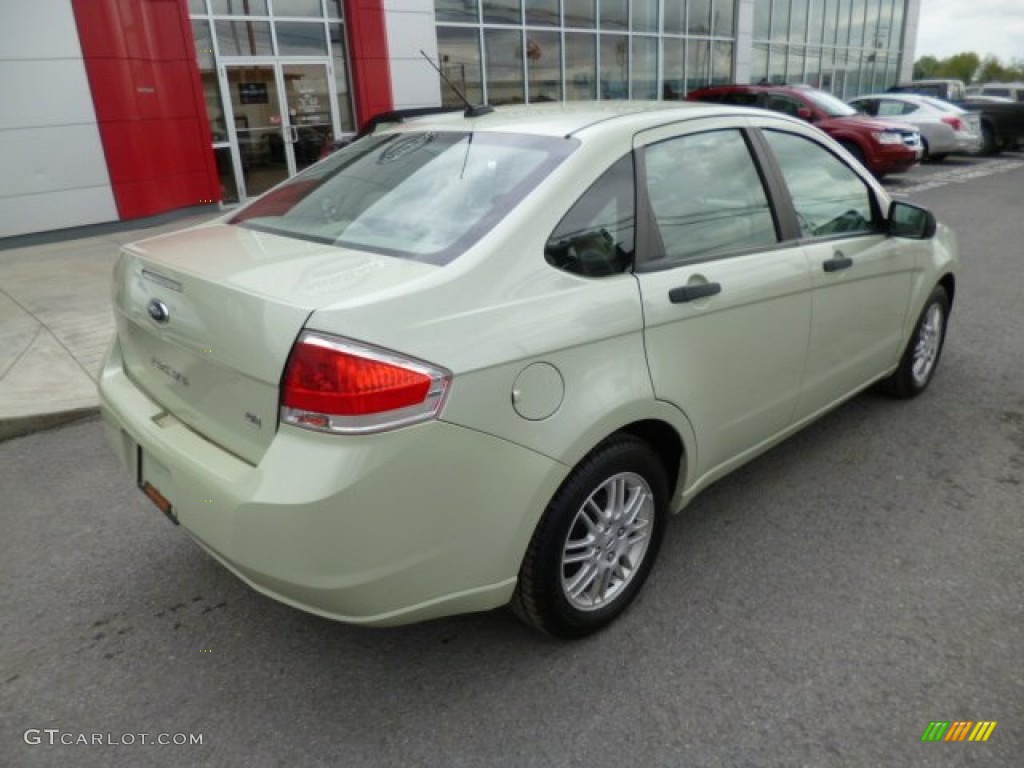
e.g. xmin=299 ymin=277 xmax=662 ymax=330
xmin=374 ymin=100 xmax=739 ymax=139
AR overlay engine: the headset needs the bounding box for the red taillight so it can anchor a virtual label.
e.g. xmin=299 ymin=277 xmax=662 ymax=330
xmin=940 ymin=115 xmax=964 ymax=131
xmin=280 ymin=333 xmax=450 ymax=433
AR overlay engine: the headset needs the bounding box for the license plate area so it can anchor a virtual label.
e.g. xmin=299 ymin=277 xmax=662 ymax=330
xmin=137 ymin=446 xmax=178 ymax=525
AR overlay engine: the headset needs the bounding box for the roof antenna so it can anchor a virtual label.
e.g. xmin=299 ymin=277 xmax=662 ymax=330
xmin=420 ymin=50 xmax=494 ymax=118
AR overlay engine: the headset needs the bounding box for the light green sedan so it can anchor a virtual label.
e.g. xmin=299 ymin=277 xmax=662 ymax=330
xmin=99 ymin=102 xmax=958 ymax=638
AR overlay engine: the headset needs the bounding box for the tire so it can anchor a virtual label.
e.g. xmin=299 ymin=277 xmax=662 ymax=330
xmin=920 ymin=138 xmax=930 ymax=162
xmin=981 ymin=123 xmax=1001 ymax=155
xmin=839 ymin=140 xmax=865 ymax=167
xmin=512 ymin=435 xmax=669 ymax=638
xmin=929 ymin=153 xmax=948 ymax=162
xmin=879 ymin=285 xmax=950 ymax=399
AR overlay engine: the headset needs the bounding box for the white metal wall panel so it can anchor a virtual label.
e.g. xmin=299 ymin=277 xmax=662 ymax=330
xmin=0 ymin=0 xmax=117 ymax=238
xmin=383 ymin=0 xmax=442 ymax=110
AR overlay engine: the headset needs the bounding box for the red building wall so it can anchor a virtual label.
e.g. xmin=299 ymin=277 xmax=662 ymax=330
xmin=70 ymin=0 xmax=220 ymax=219
xmin=343 ymin=0 xmax=394 ymax=131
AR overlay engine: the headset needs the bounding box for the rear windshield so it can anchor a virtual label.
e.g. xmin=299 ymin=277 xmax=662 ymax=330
xmin=231 ymin=131 xmax=578 ymax=265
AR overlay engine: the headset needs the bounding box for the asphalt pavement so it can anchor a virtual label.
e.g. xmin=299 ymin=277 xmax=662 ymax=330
xmin=1 ymin=153 xmax=1022 ymax=767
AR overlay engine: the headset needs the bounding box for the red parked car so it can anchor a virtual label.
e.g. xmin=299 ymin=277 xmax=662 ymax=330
xmin=687 ymin=84 xmax=923 ymax=177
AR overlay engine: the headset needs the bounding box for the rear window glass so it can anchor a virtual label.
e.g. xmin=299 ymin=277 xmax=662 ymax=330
xmin=231 ymin=131 xmax=578 ymax=265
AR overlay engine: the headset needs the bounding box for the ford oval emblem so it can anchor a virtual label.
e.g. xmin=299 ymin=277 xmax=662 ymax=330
xmin=147 ymin=299 xmax=170 ymax=325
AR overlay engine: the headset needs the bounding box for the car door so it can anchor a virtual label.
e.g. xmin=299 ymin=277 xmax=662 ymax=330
xmin=756 ymin=125 xmax=916 ymax=422
xmin=632 ymin=121 xmax=813 ymax=482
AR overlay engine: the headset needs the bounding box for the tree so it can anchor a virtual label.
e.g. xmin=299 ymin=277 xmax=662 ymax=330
xmin=914 ymin=55 xmax=940 ymax=79
xmin=977 ymin=56 xmax=1006 ymax=83
xmin=944 ymin=52 xmax=980 ymax=83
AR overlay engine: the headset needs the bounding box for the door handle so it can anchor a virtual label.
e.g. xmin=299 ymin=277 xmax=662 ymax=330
xmin=823 ymin=252 xmax=853 ymax=272
xmin=669 ymin=282 xmax=722 ymax=303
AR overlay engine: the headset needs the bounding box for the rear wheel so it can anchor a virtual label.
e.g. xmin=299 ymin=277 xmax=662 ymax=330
xmin=981 ymin=123 xmax=1001 ymax=155
xmin=879 ymin=285 xmax=950 ymax=399
xmin=839 ymin=140 xmax=865 ymax=167
xmin=512 ymin=435 xmax=668 ymax=638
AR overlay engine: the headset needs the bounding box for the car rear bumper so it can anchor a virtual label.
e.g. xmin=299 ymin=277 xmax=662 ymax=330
xmin=99 ymin=340 xmax=564 ymax=626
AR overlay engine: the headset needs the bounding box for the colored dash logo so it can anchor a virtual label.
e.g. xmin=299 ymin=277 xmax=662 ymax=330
xmin=921 ymin=721 xmax=997 ymax=742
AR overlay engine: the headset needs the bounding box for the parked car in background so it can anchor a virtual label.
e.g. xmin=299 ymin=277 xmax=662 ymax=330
xmin=966 ymin=82 xmax=1024 ymax=102
xmin=848 ymin=93 xmax=982 ymax=160
xmin=888 ymin=79 xmax=967 ymax=101
xmin=889 ymin=80 xmax=1024 ymax=153
xmin=687 ymin=83 xmax=922 ymax=177
xmin=99 ymin=101 xmax=958 ymax=638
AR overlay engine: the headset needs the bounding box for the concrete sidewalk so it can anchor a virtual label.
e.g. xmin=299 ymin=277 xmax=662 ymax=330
xmin=0 ymin=212 xmax=219 ymax=441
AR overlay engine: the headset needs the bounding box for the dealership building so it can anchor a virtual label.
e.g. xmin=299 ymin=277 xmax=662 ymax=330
xmin=1 ymin=0 xmax=924 ymax=239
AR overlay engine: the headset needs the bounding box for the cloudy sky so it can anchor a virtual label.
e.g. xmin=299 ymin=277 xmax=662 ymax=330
xmin=915 ymin=0 xmax=1024 ymax=61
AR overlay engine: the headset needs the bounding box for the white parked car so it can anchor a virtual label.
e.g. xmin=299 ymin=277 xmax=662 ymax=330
xmin=849 ymin=93 xmax=982 ymax=160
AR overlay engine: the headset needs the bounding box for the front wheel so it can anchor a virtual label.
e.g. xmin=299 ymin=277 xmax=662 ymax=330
xmin=879 ymin=285 xmax=950 ymax=399
xmin=512 ymin=436 xmax=668 ymax=638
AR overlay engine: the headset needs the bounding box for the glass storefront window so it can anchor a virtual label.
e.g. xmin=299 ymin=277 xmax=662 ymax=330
xmin=215 ymin=147 xmax=239 ymax=204
xmin=753 ymin=0 xmax=771 ymax=39
xmin=790 ymin=0 xmax=809 ymax=43
xmin=216 ymin=20 xmax=273 ymax=55
xmin=436 ymin=0 xmax=479 ymax=23
xmin=849 ymin=0 xmax=867 ymax=49
xmin=688 ymin=0 xmax=711 ymax=36
xmin=527 ymin=31 xmax=562 ymax=102
xmin=787 ymin=45 xmax=805 ymax=82
xmin=564 ymin=32 xmax=596 ymax=99
xmin=631 ymin=36 xmax=657 ymax=99
xmin=212 ymin=0 xmax=269 ymax=15
xmin=564 ymin=0 xmax=595 ymax=28
xmin=663 ymin=2 xmax=684 ymax=35
xmin=485 ymin=28 xmax=524 ymax=104
xmin=769 ymin=44 xmax=786 ymax=83
xmin=273 ymin=0 xmax=323 ymax=17
xmin=201 ymin=71 xmax=228 ymax=141
xmin=686 ymin=38 xmax=709 ymax=93
xmin=662 ymin=37 xmax=684 ymax=99
xmin=714 ymin=0 xmax=735 ymax=37
xmin=192 ymin=19 xmax=214 ymax=69
xmin=483 ymin=0 xmax=521 ymax=24
xmin=329 ymin=23 xmax=355 ymax=131
xmin=751 ymin=42 xmax=769 ymax=83
xmin=772 ymin=0 xmax=790 ymax=42
xmin=632 ymin=0 xmax=657 ymax=35
xmin=189 ymin=0 xmax=208 ymax=14
xmin=437 ymin=26 xmax=484 ymax=107
xmin=711 ymin=40 xmax=733 ymax=84
xmin=600 ymin=35 xmax=628 ymax=98
xmin=599 ymin=0 xmax=627 ymax=32
xmin=526 ymin=0 xmax=559 ymax=27
xmin=276 ymin=21 xmax=328 ymax=55
xmin=326 ymin=1 xmax=342 ymax=20
xmin=804 ymin=47 xmax=822 ymax=86
xmin=823 ymin=0 xmax=838 ymax=46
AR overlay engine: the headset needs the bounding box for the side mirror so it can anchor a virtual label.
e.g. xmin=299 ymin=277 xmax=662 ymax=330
xmin=796 ymin=107 xmax=814 ymax=121
xmin=888 ymin=200 xmax=937 ymax=239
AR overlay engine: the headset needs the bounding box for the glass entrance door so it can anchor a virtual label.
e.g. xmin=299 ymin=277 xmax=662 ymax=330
xmin=224 ymin=62 xmax=337 ymax=199
xmin=281 ymin=64 xmax=334 ymax=175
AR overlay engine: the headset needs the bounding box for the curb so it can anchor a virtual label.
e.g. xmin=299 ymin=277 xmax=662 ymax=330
xmin=0 ymin=407 xmax=100 ymax=443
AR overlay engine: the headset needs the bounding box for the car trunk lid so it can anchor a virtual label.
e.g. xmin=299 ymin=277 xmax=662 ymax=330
xmin=112 ymin=223 xmax=436 ymax=464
